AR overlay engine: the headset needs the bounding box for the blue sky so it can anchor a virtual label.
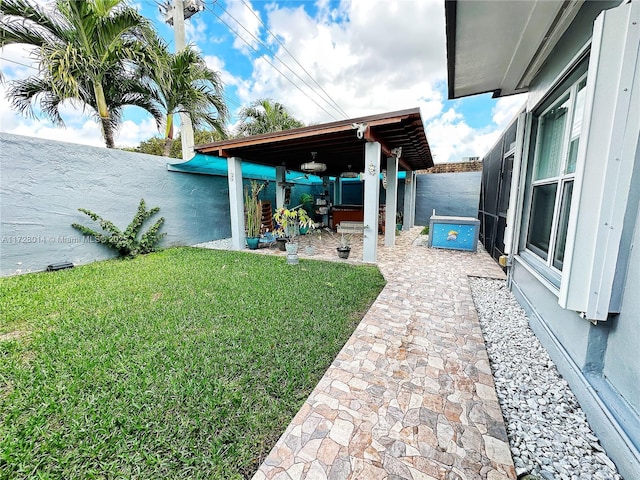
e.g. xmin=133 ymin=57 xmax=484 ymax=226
xmin=0 ymin=0 xmax=526 ymax=163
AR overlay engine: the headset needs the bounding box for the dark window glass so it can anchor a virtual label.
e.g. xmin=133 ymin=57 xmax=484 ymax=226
xmin=553 ymin=181 xmax=574 ymax=270
xmin=527 ymin=183 xmax=558 ymax=259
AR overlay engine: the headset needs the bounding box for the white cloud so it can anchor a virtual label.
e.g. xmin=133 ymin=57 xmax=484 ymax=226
xmin=204 ymin=54 xmax=236 ymax=88
xmin=0 ymin=0 xmax=527 ymax=163
xmin=185 ymin=15 xmax=209 ymax=46
xmin=221 ymin=0 xmax=263 ymax=54
xmin=492 ymin=94 xmax=527 ymax=129
xmin=0 ymin=44 xmax=39 ymax=80
xmin=232 ymin=0 xmax=446 ymax=127
xmin=425 ymin=93 xmax=527 ymax=164
xmin=231 ymin=0 xmax=498 ymax=162
xmin=114 ymin=117 xmax=161 ymax=148
xmin=0 ymin=81 xmax=158 ymax=149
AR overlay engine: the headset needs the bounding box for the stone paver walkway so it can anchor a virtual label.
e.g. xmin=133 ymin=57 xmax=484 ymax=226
xmin=252 ymin=228 xmax=515 ymax=480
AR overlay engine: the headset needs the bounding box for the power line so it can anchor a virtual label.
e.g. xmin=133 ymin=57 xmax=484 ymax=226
xmin=123 ymin=0 xmax=349 ymax=120
xmin=205 ymin=1 xmax=342 ymax=121
xmin=206 ymin=1 xmax=339 ymax=120
xmin=0 ymin=57 xmax=38 ymax=70
xmin=239 ymin=0 xmax=349 ymax=119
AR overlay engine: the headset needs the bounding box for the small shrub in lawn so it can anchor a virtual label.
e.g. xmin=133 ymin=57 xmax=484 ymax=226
xmin=72 ymin=198 xmax=165 ymax=258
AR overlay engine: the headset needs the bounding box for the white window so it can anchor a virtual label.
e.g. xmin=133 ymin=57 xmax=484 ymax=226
xmin=558 ymin=0 xmax=640 ymax=320
xmin=525 ymin=76 xmax=586 ymax=272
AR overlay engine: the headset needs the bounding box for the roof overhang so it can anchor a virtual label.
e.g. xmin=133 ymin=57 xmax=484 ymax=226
xmin=445 ymin=0 xmax=585 ymax=99
xmin=195 ymin=108 xmax=433 ymax=177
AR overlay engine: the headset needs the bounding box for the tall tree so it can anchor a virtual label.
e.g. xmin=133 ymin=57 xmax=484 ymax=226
xmin=235 ymin=98 xmax=304 ymax=137
xmin=0 ymin=0 xmax=158 ymax=148
xmin=138 ymin=40 xmax=229 ymax=157
xmin=123 ymin=129 xmax=225 ymax=159
xmin=7 ymin=65 xmax=164 ymax=142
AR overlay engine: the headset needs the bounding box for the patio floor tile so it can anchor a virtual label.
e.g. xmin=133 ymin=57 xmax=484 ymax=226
xmin=252 ymin=227 xmax=515 ymax=480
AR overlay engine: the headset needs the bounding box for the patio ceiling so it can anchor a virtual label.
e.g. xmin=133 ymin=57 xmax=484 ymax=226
xmin=195 ymin=108 xmax=434 ymax=177
xmin=445 ymin=0 xmax=585 ymax=99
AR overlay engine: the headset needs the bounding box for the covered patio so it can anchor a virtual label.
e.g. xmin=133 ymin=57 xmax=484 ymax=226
xmin=178 ymin=108 xmax=433 ymax=263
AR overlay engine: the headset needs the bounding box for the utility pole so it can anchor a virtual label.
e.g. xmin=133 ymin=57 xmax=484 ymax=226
xmin=161 ymin=0 xmax=204 ymax=160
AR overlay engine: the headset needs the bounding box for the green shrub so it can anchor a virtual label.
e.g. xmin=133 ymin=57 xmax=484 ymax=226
xmin=72 ymin=199 xmax=165 ymax=258
xmin=420 ymin=225 xmax=429 ymax=235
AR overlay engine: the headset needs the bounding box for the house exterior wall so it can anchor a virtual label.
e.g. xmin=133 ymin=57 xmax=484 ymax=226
xmin=526 ymin=1 xmax=620 ymax=110
xmin=603 ymin=206 xmax=640 ymax=410
xmin=511 ymin=262 xmax=590 ymax=364
xmin=0 ymin=133 xmax=231 ymax=276
xmin=505 ymin=1 xmax=639 ymax=478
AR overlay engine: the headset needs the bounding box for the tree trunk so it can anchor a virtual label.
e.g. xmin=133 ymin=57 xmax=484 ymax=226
xmin=101 ymin=117 xmax=115 ymax=149
xmin=93 ymin=81 xmax=114 ymax=148
xmin=163 ymin=113 xmax=174 ymax=157
xmin=163 ymin=138 xmax=173 ymax=157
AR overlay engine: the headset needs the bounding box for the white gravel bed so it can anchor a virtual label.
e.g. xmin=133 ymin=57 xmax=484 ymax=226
xmin=469 ymin=277 xmax=623 ymax=480
xmin=192 ymin=237 xmax=233 ymax=250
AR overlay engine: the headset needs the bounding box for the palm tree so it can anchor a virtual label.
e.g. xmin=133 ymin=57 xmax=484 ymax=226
xmin=7 ymin=65 xmax=164 ymax=144
xmin=0 ymin=0 xmax=158 ymax=148
xmin=139 ymin=40 xmax=229 ymax=157
xmin=235 ymin=98 xmax=304 ymax=137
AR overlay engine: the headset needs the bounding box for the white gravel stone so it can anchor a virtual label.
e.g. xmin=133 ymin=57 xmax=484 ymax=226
xmin=192 ymin=237 xmax=233 ymax=250
xmin=469 ymin=278 xmax=623 ymax=480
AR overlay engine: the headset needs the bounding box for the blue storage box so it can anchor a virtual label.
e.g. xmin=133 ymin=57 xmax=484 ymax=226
xmin=428 ymin=215 xmax=480 ymax=252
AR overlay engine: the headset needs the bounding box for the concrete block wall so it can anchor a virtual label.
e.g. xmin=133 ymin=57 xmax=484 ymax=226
xmin=414 ymin=171 xmax=482 ymax=224
xmin=1 ymin=133 xmax=231 ymax=276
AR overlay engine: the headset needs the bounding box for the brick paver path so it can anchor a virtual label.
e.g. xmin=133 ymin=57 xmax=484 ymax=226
xmin=252 ymin=228 xmax=515 ymax=480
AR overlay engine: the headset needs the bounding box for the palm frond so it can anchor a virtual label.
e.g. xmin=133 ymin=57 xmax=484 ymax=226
xmin=0 ymin=0 xmax=69 ymax=48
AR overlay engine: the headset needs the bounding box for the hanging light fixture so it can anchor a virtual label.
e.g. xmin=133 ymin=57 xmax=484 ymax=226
xmin=300 ymin=151 xmax=327 ymax=173
xmin=340 ymin=165 xmax=359 ymax=178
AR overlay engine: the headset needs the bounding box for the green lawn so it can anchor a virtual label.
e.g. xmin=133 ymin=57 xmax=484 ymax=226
xmin=0 ymin=247 xmax=386 ymax=479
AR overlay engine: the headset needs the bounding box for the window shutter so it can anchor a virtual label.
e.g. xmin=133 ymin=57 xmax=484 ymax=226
xmin=558 ymin=0 xmax=640 ymax=320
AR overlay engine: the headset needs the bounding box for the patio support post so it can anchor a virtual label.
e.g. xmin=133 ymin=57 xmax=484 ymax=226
xmin=227 ymin=156 xmax=245 ymax=250
xmin=403 ymin=170 xmax=415 ymax=230
xmin=334 ymin=177 xmax=343 ymax=205
xmin=322 ymin=176 xmax=331 ymax=226
xmin=385 ymin=156 xmax=399 ymax=246
xmin=363 ymin=142 xmax=381 ymax=263
xmin=410 ymin=171 xmax=417 ymax=227
xmin=275 ymin=166 xmax=286 ymax=208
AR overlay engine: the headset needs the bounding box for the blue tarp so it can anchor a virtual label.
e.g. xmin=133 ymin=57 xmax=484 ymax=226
xmin=167 ymin=153 xmax=406 ymax=184
xmin=167 ymin=154 xmax=323 ymax=185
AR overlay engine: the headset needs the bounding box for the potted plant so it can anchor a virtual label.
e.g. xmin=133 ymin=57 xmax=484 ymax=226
xmin=299 ymin=193 xmax=314 ymax=233
xmin=245 ymin=180 xmax=265 ymax=250
xmin=324 ymin=228 xmax=352 ymax=259
xmin=305 ymin=227 xmax=320 ymax=255
xmin=379 ymin=205 xmax=386 ymax=234
xmin=396 ymin=211 xmax=403 ymax=232
xmin=336 ymin=232 xmax=352 ymax=259
xmin=274 ymin=205 xmax=314 ymax=262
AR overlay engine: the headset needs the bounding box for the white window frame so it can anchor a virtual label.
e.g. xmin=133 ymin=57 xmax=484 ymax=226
xmin=559 ymin=0 xmax=640 ymax=320
xmin=522 ymin=73 xmax=587 ymax=278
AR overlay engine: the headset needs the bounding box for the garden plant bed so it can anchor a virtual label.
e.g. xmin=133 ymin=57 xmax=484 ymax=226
xmin=0 ymin=247 xmax=385 ymax=479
